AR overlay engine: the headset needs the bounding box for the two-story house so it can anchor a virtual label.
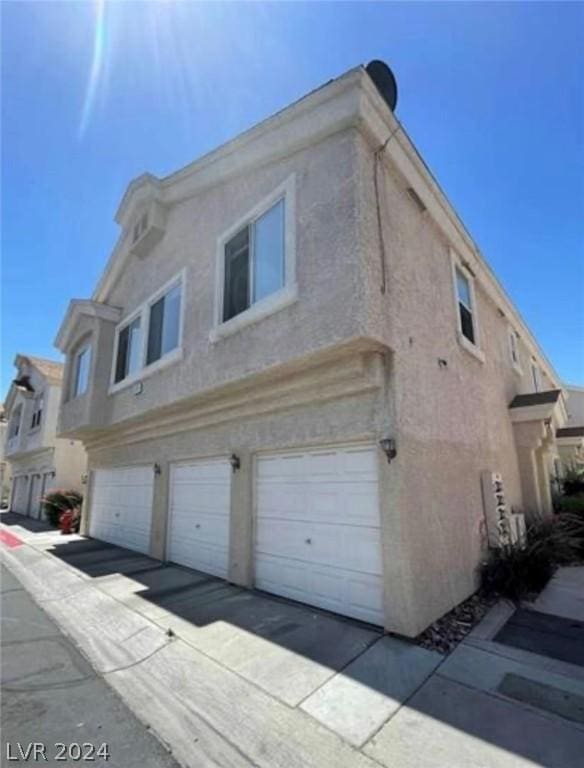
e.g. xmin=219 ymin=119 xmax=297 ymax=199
xmin=4 ymin=355 xmax=87 ymax=518
xmin=55 ymin=62 xmax=574 ymax=637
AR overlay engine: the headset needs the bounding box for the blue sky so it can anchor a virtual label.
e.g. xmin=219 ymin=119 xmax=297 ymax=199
xmin=2 ymin=1 xmax=583 ymax=397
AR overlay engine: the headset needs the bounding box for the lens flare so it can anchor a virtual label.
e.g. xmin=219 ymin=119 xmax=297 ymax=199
xmin=79 ymin=0 xmax=106 ymax=139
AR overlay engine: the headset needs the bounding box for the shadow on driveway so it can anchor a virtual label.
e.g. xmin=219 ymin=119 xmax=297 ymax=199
xmin=3 ymin=512 xmax=584 ymax=766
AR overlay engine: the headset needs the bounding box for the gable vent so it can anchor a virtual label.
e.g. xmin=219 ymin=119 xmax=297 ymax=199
xmin=133 ymin=212 xmax=149 ymax=244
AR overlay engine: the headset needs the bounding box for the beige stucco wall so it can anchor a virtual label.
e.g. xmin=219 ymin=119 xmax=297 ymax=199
xmin=67 ymin=130 xmax=368 ymax=434
xmin=352 ymin=130 xmax=552 ymax=629
xmin=57 ymin=70 xmax=564 ymax=637
xmin=566 ymin=387 xmax=584 ymax=426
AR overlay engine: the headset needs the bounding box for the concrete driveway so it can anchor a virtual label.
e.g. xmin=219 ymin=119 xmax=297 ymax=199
xmin=2 ymin=512 xmax=584 ymax=768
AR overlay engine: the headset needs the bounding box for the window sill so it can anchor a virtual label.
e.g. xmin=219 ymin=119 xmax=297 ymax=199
xmin=108 ymin=347 xmax=183 ymax=395
xmin=457 ymin=332 xmax=485 ymax=364
xmin=209 ymin=284 xmax=298 ymax=343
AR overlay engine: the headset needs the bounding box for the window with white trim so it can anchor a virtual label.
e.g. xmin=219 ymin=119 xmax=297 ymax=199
xmin=146 ymin=282 xmax=181 ymax=365
xmin=72 ymin=345 xmax=92 ymax=398
xmin=509 ymin=330 xmax=520 ymax=367
xmin=30 ymin=393 xmax=43 ymax=430
xmin=114 ymin=316 xmax=142 ymax=384
xmin=111 ymin=272 xmax=184 ymax=389
xmin=455 ymin=267 xmax=476 ymax=345
xmin=223 ymin=198 xmax=285 ymax=322
xmin=9 ymin=405 xmax=22 ymax=438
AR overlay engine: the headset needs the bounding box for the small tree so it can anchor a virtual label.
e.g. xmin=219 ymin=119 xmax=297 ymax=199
xmin=41 ymin=489 xmax=83 ymax=528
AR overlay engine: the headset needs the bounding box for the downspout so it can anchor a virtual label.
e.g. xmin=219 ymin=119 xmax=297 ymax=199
xmin=373 ymin=124 xmax=402 ymax=294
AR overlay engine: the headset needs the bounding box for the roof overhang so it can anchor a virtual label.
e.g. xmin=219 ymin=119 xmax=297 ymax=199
xmin=509 ymin=389 xmax=567 ymax=429
xmin=55 ymin=299 xmax=121 ymax=352
xmin=557 ymin=425 xmax=584 ymax=450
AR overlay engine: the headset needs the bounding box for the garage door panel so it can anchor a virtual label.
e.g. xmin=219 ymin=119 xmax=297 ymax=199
xmin=167 ymin=459 xmax=231 ymax=579
xmin=255 ymin=444 xmax=384 ymax=625
xmin=254 ymin=553 xmax=311 ymax=602
xmin=257 ymin=484 xmax=378 ymax=527
xmin=172 ymin=484 xmax=230 ymax=512
xmin=256 ymin=517 xmax=382 ymax=574
xmin=90 ymin=467 xmax=154 ymax=555
xmin=170 ymin=508 xmax=229 ymax=545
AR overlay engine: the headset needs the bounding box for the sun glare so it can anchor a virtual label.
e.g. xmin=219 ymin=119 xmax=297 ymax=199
xmin=79 ymin=0 xmax=106 ymax=139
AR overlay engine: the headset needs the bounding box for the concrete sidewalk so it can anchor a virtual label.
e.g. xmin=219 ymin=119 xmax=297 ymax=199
xmin=1 ymin=565 xmax=179 ymax=768
xmin=2 ymin=513 xmax=584 ymax=768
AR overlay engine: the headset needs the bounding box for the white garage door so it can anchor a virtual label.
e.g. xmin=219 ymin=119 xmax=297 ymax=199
xmin=28 ymin=474 xmax=42 ymax=519
xmin=11 ymin=476 xmax=29 ymax=515
xmin=90 ymin=467 xmax=154 ymax=554
xmin=255 ymin=443 xmax=384 ymax=625
xmin=167 ymin=459 xmax=231 ymax=579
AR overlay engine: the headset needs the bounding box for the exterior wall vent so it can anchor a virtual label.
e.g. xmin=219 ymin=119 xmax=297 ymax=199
xmin=129 ymin=201 xmax=167 ymax=259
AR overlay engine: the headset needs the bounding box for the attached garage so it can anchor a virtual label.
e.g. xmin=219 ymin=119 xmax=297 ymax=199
xmin=167 ymin=458 xmax=231 ymax=579
xmin=28 ymin=474 xmax=43 ymax=519
xmin=11 ymin=475 xmax=29 ymax=515
xmin=90 ymin=466 xmax=154 ymax=554
xmin=254 ymin=443 xmax=384 ymax=625
xmin=39 ymin=471 xmax=56 ymax=521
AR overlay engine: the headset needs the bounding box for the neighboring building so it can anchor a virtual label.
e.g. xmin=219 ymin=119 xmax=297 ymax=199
xmin=0 ymin=407 xmax=10 ymax=505
xmin=55 ymin=63 xmax=576 ymax=637
xmin=557 ymin=385 xmax=584 ymax=471
xmin=4 ymin=355 xmax=87 ymax=518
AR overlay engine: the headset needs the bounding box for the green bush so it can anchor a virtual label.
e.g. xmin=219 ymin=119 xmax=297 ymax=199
xmin=562 ymin=465 xmax=584 ymax=497
xmin=556 ymin=494 xmax=584 ymax=517
xmin=41 ymin=489 xmax=83 ymax=528
xmin=480 ymin=512 xmax=584 ymax=601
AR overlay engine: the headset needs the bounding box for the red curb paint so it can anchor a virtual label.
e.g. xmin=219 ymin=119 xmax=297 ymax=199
xmin=0 ymin=529 xmax=23 ymax=548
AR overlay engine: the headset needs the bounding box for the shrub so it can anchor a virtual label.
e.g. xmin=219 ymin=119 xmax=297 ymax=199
xmin=562 ymin=465 xmax=584 ymax=497
xmin=556 ymin=494 xmax=584 ymax=518
xmin=480 ymin=512 xmax=584 ymax=601
xmin=42 ymin=489 xmax=83 ymax=528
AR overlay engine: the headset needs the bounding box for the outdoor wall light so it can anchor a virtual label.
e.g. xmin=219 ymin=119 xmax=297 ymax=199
xmin=229 ymin=454 xmax=241 ymax=472
xmin=379 ymin=438 xmax=397 ymax=464
xmin=153 ymin=463 xmax=162 ymax=475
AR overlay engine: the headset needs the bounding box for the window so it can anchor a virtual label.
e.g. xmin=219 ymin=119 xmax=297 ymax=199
xmin=110 ymin=271 xmax=184 ymax=391
xmin=455 ymin=267 xmax=476 ymax=344
xmin=115 ymin=316 xmax=142 ymax=383
xmin=30 ymin=394 xmax=43 ymax=430
xmin=146 ymin=282 xmax=181 ymax=365
xmin=531 ymin=362 xmax=542 ymax=392
xmin=9 ymin=406 xmax=22 ymax=438
xmin=73 ymin=346 xmax=91 ymax=398
xmin=509 ymin=330 xmax=520 ymax=367
xmin=223 ymin=198 xmax=285 ymax=322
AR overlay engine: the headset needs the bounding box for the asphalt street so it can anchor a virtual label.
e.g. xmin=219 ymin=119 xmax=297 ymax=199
xmin=0 ymin=564 xmax=179 ymax=767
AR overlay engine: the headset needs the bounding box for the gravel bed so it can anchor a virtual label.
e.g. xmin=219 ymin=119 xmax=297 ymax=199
xmin=416 ymin=592 xmax=498 ymax=655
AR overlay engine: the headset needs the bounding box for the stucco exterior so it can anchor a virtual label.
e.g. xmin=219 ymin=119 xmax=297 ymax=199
xmin=54 ymin=65 xmax=570 ymax=637
xmin=557 ymin=386 xmax=584 ymax=470
xmin=4 ymin=356 xmax=87 ymax=518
